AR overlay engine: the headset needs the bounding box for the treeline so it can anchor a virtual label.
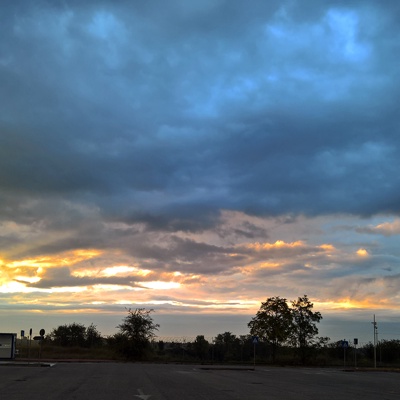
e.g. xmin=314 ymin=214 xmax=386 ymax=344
xmin=49 ymin=322 xmax=103 ymax=348
xmin=158 ymin=334 xmax=400 ymax=367
xmin=17 ymin=297 xmax=400 ymax=367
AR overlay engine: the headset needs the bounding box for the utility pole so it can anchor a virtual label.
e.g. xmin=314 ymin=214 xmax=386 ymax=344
xmin=372 ymin=314 xmax=377 ymax=368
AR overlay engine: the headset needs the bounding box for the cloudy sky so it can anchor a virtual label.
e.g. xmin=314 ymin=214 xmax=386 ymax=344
xmin=1 ymin=0 xmax=400 ymax=343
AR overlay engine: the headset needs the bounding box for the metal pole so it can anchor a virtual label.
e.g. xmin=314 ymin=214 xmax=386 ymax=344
xmin=344 ymin=346 xmax=346 ymax=368
xmin=377 ymin=328 xmax=380 ymax=365
xmin=353 ymin=338 xmax=358 ymax=369
xmin=28 ymin=330 xmax=31 ymax=364
xmin=343 ymin=340 xmax=346 ymax=368
xmin=354 ymin=343 xmax=357 ymax=368
xmin=373 ymin=314 xmax=377 ymax=368
xmin=253 ymin=343 xmax=256 ymax=369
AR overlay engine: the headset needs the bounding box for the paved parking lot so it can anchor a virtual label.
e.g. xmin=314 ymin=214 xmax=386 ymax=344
xmin=1 ymin=362 xmax=399 ymax=400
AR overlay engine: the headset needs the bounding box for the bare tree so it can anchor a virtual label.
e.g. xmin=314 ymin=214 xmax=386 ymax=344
xmin=114 ymin=308 xmax=159 ymax=359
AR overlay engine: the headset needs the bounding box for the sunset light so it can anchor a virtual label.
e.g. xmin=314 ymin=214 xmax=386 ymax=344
xmin=1 ymin=1 xmax=400 ymax=343
xmin=247 ymin=240 xmax=304 ymax=250
xmin=140 ymin=281 xmax=181 ymax=290
xmin=357 ymin=248 xmax=369 ymax=257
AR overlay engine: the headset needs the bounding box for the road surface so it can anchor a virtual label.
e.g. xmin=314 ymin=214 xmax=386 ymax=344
xmin=1 ymin=363 xmax=399 ymax=399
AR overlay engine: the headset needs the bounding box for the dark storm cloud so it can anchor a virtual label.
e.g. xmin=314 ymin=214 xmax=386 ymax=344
xmin=1 ymin=0 xmax=400 ymax=233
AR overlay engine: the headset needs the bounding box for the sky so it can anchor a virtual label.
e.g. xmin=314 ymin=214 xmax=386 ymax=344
xmin=1 ymin=0 xmax=400 ymax=345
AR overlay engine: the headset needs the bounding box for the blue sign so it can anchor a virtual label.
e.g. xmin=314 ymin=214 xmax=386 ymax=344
xmin=252 ymin=336 xmax=259 ymax=344
xmin=341 ymin=340 xmax=348 ymax=348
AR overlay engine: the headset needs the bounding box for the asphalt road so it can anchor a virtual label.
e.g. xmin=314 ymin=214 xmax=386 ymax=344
xmin=1 ymin=363 xmax=399 ymax=400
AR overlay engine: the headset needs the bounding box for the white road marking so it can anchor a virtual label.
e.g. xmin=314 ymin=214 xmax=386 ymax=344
xmin=135 ymin=388 xmax=151 ymax=400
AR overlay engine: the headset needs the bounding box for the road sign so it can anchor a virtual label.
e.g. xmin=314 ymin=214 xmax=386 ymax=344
xmin=342 ymin=340 xmax=348 ymax=348
xmin=252 ymin=336 xmax=259 ymax=344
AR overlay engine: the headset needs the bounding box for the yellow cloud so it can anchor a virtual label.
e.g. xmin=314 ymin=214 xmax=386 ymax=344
xmin=140 ymin=281 xmax=181 ymax=290
xmin=247 ymin=240 xmax=304 ymax=250
xmin=5 ymin=249 xmax=102 ymax=270
xmin=14 ymin=276 xmax=41 ymax=284
xmin=7 ymin=257 xmax=55 ymax=269
xmin=374 ymin=219 xmax=400 ymax=236
xmin=318 ymin=297 xmax=389 ymax=311
xmin=319 ymin=244 xmax=335 ymax=251
xmin=105 ymin=265 xmax=151 ymax=277
xmin=72 ymin=265 xmax=152 ymax=278
xmin=0 ymin=281 xmax=34 ymax=293
xmin=356 ymin=248 xmax=369 ymax=257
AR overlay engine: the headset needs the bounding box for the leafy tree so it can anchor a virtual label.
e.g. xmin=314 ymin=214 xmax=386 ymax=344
xmin=114 ymin=308 xmax=159 ymax=359
xmin=50 ymin=323 xmax=103 ymax=347
xmin=248 ymin=296 xmax=292 ymax=362
xmin=214 ymin=331 xmax=241 ymax=361
xmin=378 ymin=339 xmax=400 ymax=363
xmin=193 ymin=335 xmax=209 ymax=361
xmin=85 ymin=323 xmax=103 ymax=347
xmin=290 ymin=295 xmax=322 ymax=364
xmin=238 ymin=335 xmax=253 ymax=362
xmin=50 ymin=323 xmax=87 ymax=347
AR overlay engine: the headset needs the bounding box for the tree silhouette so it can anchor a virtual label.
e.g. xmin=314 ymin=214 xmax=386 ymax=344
xmin=49 ymin=323 xmax=103 ymax=348
xmin=290 ymin=295 xmax=322 ymax=364
xmin=193 ymin=335 xmax=209 ymax=361
xmin=248 ymin=296 xmax=292 ymax=362
xmin=114 ymin=308 xmax=159 ymax=359
xmin=50 ymin=323 xmax=87 ymax=347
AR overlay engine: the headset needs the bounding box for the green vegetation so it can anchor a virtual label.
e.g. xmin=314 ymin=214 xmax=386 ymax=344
xmin=13 ymin=301 xmax=400 ymax=368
